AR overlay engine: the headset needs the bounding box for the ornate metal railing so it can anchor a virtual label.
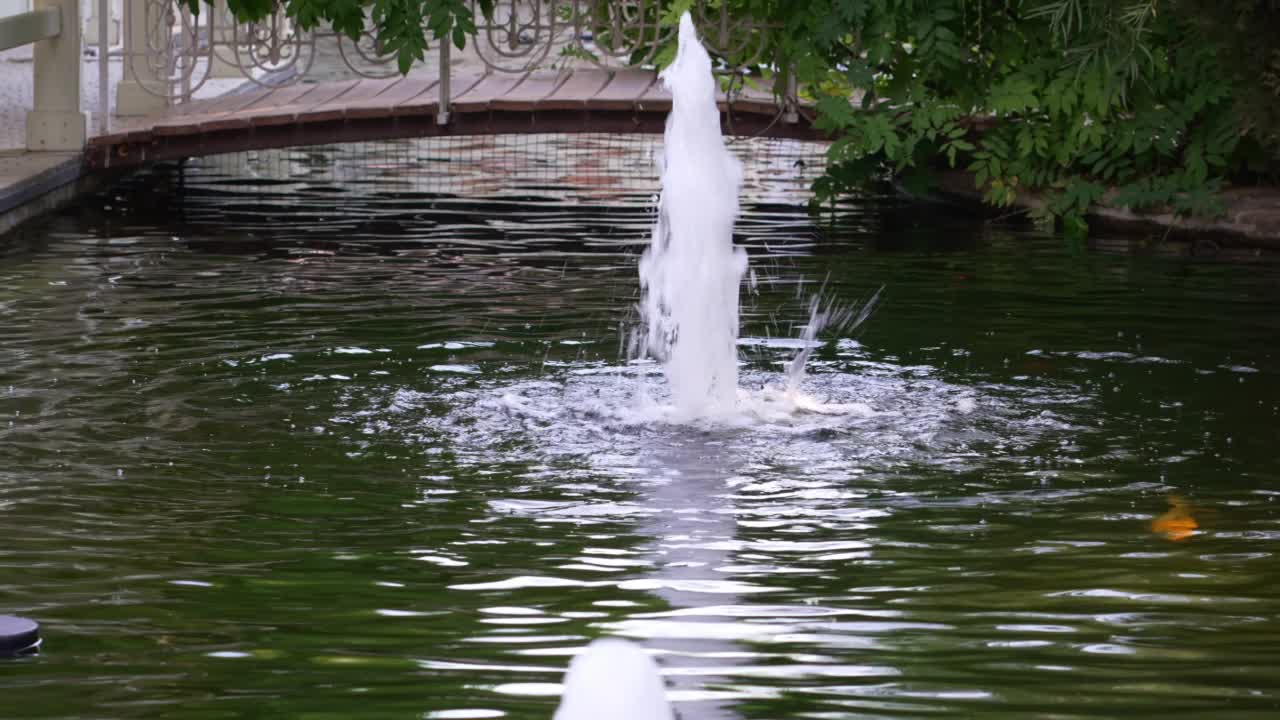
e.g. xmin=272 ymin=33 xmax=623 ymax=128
xmin=470 ymin=0 xmax=774 ymax=73
xmin=113 ymin=0 xmax=782 ymax=114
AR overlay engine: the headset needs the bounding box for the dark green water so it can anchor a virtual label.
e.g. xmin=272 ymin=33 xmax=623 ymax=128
xmin=2 ymin=136 xmax=1278 ymax=719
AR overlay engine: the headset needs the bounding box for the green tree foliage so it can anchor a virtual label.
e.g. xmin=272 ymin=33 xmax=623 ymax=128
xmin=216 ymin=0 xmax=1279 ymax=228
xmin=761 ymin=0 xmax=1280 ymax=228
xmin=199 ymin=0 xmax=493 ymax=74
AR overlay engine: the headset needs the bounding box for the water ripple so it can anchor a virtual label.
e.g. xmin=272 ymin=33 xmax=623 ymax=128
xmin=1 ymin=136 xmax=1278 ymax=719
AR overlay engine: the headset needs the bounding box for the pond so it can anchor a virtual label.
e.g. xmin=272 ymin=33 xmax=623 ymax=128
xmin=2 ymin=134 xmax=1279 ymax=719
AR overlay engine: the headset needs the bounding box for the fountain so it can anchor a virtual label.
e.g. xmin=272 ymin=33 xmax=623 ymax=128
xmin=635 ymin=13 xmax=880 ymax=422
xmin=7 ymin=4 xmax=1274 ymax=720
xmin=636 ymin=12 xmax=749 ymax=419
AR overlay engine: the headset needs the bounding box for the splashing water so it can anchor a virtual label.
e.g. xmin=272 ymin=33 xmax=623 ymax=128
xmin=782 ymin=286 xmax=883 ymax=396
xmin=636 ymin=13 xmax=748 ymax=418
xmin=635 ymin=13 xmax=881 ymax=423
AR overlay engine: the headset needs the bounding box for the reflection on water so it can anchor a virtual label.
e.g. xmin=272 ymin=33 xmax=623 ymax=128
xmin=1 ymin=135 xmax=1279 ymax=719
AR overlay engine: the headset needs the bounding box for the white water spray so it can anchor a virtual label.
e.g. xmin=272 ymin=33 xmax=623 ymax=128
xmin=784 ymin=286 xmax=883 ymax=395
xmin=637 ymin=12 xmax=748 ymax=418
xmin=633 ymin=13 xmax=882 ymax=422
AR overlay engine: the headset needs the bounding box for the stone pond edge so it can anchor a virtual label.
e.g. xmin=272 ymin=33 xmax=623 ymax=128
xmin=925 ymin=169 xmax=1280 ymax=250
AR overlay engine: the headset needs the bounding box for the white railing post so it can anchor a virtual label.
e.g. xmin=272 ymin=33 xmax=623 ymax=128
xmin=178 ymin=1 xmax=191 ymax=100
xmin=115 ymin=0 xmax=167 ymax=115
xmin=26 ymin=0 xmax=88 ymax=150
xmin=783 ymin=66 xmax=798 ymax=124
xmin=84 ymin=0 xmax=118 ymax=45
xmin=97 ymin=0 xmax=109 ymax=134
xmin=437 ymin=38 xmax=450 ymax=125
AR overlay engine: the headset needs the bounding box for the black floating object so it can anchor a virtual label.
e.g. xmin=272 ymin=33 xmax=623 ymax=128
xmin=0 ymin=616 xmax=40 ymax=656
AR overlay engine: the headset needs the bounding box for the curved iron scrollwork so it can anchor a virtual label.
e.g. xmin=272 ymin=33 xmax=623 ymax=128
xmin=230 ymin=6 xmax=317 ymax=85
xmin=468 ymin=1 xmax=774 ymax=73
xmin=132 ymin=0 xmax=213 ymax=101
xmin=122 ymin=0 xmax=776 ymax=105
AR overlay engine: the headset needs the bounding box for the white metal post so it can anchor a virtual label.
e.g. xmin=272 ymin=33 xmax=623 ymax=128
xmin=437 ymin=38 xmax=450 ymax=125
xmin=84 ymin=0 xmax=118 ymax=45
xmin=26 ymin=0 xmax=89 ymax=150
xmin=783 ymin=65 xmax=798 ymax=124
xmin=115 ymin=0 xmax=167 ymax=115
xmin=178 ymin=2 xmax=191 ymax=101
xmin=97 ymin=0 xmax=109 ymax=134
xmin=83 ymin=0 xmax=99 ymax=41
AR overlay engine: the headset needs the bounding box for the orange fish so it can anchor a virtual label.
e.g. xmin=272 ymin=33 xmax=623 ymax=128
xmin=1152 ymin=495 xmax=1198 ymax=541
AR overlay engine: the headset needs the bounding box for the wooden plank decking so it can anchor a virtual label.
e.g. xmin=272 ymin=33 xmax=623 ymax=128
xmin=85 ymin=68 xmax=822 ymax=170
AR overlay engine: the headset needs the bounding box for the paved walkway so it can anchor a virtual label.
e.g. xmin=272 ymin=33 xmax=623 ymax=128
xmin=1 ymin=44 xmax=123 ymax=149
xmin=0 ymin=46 xmax=112 ymax=234
xmin=0 ymin=44 xmax=264 ymax=150
xmin=1 ymin=42 xmax=246 ymax=232
xmin=0 ymin=148 xmax=79 ymax=234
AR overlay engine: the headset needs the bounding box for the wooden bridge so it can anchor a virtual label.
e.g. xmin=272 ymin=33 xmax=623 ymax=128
xmin=86 ymin=67 xmax=822 ymax=170
xmin=4 ymin=0 xmax=824 ymax=188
